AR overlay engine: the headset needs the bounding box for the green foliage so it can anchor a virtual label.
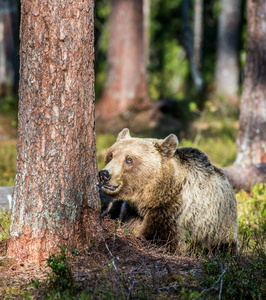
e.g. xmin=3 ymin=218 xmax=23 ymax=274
xmin=0 ymin=94 xmax=18 ymax=117
xmin=149 ymin=0 xmax=187 ymax=101
xmin=197 ymin=251 xmax=266 ymax=299
xmin=0 ymin=209 xmax=11 ymax=241
xmin=95 ymin=0 xmax=110 ymax=101
xmin=149 ymin=39 xmax=189 ymax=101
xmin=237 ymin=184 xmax=266 ymax=252
xmin=45 ymin=245 xmax=76 ymax=295
xmin=96 ymin=133 xmax=116 ymax=170
xmin=0 ymin=140 xmax=16 ymax=186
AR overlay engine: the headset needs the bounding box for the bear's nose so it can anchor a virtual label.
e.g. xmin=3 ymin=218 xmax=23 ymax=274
xmin=99 ymin=169 xmax=111 ymax=182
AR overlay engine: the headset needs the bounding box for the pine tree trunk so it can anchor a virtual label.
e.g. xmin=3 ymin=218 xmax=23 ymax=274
xmin=96 ymin=0 xmax=150 ymax=121
xmin=235 ymin=0 xmax=266 ymax=166
xmin=7 ymin=0 xmax=101 ymax=262
xmin=215 ymin=0 xmax=241 ymax=104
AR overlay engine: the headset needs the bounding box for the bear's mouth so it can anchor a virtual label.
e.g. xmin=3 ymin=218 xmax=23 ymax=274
xmin=103 ymin=184 xmax=119 ymax=192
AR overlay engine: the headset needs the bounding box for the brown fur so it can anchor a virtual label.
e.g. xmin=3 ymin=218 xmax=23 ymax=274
xmin=100 ymin=128 xmax=238 ymax=253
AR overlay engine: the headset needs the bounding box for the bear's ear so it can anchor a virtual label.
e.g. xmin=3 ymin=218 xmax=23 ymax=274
xmin=116 ymin=128 xmax=131 ymax=142
xmin=155 ymin=134 xmax=179 ymax=158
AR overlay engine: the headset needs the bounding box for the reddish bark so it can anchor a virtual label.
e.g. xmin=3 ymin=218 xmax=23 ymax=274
xmin=7 ymin=0 xmax=101 ymax=262
xmin=96 ymin=0 xmax=150 ymax=121
xmin=235 ymin=0 xmax=266 ymax=166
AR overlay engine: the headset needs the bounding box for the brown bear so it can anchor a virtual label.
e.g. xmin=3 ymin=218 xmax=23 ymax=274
xmin=99 ymin=128 xmax=238 ymax=253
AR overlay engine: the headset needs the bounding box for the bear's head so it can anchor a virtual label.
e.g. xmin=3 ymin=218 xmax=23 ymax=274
xmin=99 ymin=128 xmax=179 ymax=205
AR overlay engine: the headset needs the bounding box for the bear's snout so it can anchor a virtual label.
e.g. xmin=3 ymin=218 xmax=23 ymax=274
xmin=99 ymin=169 xmax=111 ymax=182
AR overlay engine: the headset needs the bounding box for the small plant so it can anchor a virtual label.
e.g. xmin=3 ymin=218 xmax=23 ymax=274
xmin=46 ymin=245 xmax=75 ymax=294
xmin=197 ymin=251 xmax=266 ymax=299
xmin=237 ymin=183 xmax=266 ymax=253
xmin=0 ymin=209 xmax=11 ymax=241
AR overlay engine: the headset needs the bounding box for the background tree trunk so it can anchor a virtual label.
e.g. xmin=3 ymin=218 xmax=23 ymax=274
xmin=235 ymin=0 xmax=266 ymax=166
xmin=224 ymin=0 xmax=266 ymax=191
xmin=223 ymin=164 xmax=266 ymax=191
xmin=7 ymin=0 xmax=101 ymax=262
xmin=0 ymin=0 xmax=18 ymax=95
xmin=143 ymin=0 xmax=150 ymax=68
xmin=193 ymin=0 xmax=203 ymax=72
xmin=182 ymin=0 xmax=203 ymax=90
xmin=96 ymin=0 xmax=150 ymax=121
xmin=215 ymin=0 xmax=241 ymax=104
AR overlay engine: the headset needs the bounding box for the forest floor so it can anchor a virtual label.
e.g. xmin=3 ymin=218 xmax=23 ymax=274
xmin=0 ymin=184 xmax=266 ymax=299
xmin=0 ymin=221 xmax=201 ymax=299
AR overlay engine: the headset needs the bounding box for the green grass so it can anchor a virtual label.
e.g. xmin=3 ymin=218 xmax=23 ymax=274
xmin=237 ymin=184 xmax=266 ymax=253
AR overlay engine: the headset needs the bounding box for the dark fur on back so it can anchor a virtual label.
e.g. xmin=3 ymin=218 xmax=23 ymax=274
xmin=176 ymin=147 xmax=227 ymax=180
xmin=176 ymin=147 xmax=213 ymax=172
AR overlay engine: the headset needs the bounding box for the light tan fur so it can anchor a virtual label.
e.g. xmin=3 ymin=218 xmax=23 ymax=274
xmin=101 ymin=128 xmax=238 ymax=253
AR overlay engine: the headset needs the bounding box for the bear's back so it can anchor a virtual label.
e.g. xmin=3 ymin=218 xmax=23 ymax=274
xmin=174 ymin=147 xmax=225 ymax=178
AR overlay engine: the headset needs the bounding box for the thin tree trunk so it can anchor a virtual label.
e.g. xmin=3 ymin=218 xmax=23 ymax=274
xmin=143 ymin=0 xmax=150 ymax=68
xmin=96 ymin=0 xmax=150 ymax=121
xmin=193 ymin=0 xmax=203 ymax=71
xmin=0 ymin=0 xmax=18 ymax=94
xmin=7 ymin=0 xmax=101 ymax=262
xmin=182 ymin=0 xmax=203 ymax=90
xmin=215 ymin=0 xmax=241 ymax=104
xmin=235 ymin=0 xmax=266 ymax=166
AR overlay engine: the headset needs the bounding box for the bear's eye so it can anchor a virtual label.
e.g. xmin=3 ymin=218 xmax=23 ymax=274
xmin=125 ymin=157 xmax=133 ymax=165
xmin=107 ymin=153 xmax=113 ymax=163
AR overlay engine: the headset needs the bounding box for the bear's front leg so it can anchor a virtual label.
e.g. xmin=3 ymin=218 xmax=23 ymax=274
xmin=138 ymin=210 xmax=178 ymax=251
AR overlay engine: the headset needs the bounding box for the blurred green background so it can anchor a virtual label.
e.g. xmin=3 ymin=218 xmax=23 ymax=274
xmin=0 ymin=0 xmax=247 ymax=184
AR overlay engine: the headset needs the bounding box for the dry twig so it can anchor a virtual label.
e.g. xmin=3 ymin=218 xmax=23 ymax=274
xmin=105 ymin=243 xmax=120 ymax=277
xmin=194 ymin=265 xmax=228 ymax=299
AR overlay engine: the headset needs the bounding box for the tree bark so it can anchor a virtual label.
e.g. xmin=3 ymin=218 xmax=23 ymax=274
xmin=235 ymin=0 xmax=266 ymax=166
xmin=215 ymin=0 xmax=241 ymax=104
xmin=0 ymin=0 xmax=18 ymax=94
xmin=223 ymin=164 xmax=266 ymax=191
xmin=7 ymin=0 xmax=101 ymax=262
xmin=96 ymin=0 xmax=150 ymax=121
